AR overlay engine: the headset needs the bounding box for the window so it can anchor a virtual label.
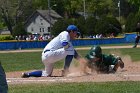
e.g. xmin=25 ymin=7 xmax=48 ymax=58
xmin=42 ymin=28 xmax=44 ymax=32
xmin=31 ymin=28 xmax=34 ymax=32
xmin=48 ymin=27 xmax=51 ymax=32
xmin=40 ymin=19 xmax=43 ymax=21
xmin=40 ymin=28 xmax=45 ymax=32
xmin=40 ymin=28 xmax=42 ymax=32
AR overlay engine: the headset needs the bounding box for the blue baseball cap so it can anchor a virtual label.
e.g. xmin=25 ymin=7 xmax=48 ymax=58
xmin=67 ymin=25 xmax=78 ymax=32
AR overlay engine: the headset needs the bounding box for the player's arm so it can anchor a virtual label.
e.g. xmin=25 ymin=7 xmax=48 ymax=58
xmin=60 ymin=31 xmax=71 ymax=49
xmin=62 ymin=42 xmax=70 ymax=49
xmin=74 ymin=50 xmax=89 ymax=74
xmin=73 ymin=49 xmax=80 ymax=59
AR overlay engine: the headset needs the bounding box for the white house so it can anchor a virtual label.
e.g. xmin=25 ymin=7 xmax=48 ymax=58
xmin=24 ymin=10 xmax=62 ymax=35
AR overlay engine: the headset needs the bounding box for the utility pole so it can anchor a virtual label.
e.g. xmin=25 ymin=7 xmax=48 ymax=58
xmin=118 ymin=0 xmax=121 ymax=22
xmin=83 ymin=0 xmax=86 ymax=19
xmin=48 ymin=0 xmax=51 ymax=33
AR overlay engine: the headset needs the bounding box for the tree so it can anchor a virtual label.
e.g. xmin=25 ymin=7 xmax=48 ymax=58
xmin=125 ymin=13 xmax=135 ymax=32
xmin=12 ymin=22 xmax=27 ymax=36
xmin=95 ymin=16 xmax=121 ymax=37
xmin=0 ymin=0 xmax=34 ymax=35
xmin=76 ymin=16 xmax=86 ymax=38
xmin=0 ymin=0 xmax=13 ymax=34
xmin=51 ymin=19 xmax=68 ymax=36
xmin=128 ymin=0 xmax=140 ymax=12
xmin=125 ymin=12 xmax=140 ymax=33
xmin=85 ymin=16 xmax=97 ymax=36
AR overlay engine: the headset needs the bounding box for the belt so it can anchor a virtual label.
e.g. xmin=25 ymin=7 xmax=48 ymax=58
xmin=44 ymin=49 xmax=55 ymax=53
xmin=44 ymin=50 xmax=50 ymax=53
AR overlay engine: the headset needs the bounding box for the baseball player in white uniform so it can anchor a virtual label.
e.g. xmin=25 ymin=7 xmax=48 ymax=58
xmin=22 ymin=25 xmax=82 ymax=77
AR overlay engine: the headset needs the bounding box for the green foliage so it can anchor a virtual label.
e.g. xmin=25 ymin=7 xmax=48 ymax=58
xmin=52 ymin=16 xmax=122 ymax=37
xmin=1 ymin=0 xmax=139 ymax=36
xmin=51 ymin=19 xmax=68 ymax=36
xmin=125 ymin=12 xmax=140 ymax=32
xmin=128 ymin=0 xmax=140 ymax=12
xmin=52 ymin=0 xmax=65 ymax=16
xmin=107 ymin=16 xmax=122 ymax=36
xmin=51 ymin=18 xmax=78 ymax=36
xmin=0 ymin=36 xmax=14 ymax=40
xmin=76 ymin=16 xmax=86 ymax=37
xmin=95 ymin=16 xmax=122 ymax=36
xmin=12 ymin=23 xmax=27 ymax=37
xmin=125 ymin=13 xmax=136 ymax=32
xmin=0 ymin=18 xmax=6 ymax=29
xmin=0 ymin=23 xmax=4 ymax=29
xmin=85 ymin=16 xmax=97 ymax=35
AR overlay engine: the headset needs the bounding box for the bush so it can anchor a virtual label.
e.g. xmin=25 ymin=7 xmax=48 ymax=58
xmin=95 ymin=16 xmax=122 ymax=37
xmin=125 ymin=12 xmax=140 ymax=33
xmin=76 ymin=16 xmax=86 ymax=38
xmin=51 ymin=19 xmax=68 ymax=36
xmin=0 ymin=35 xmax=14 ymax=41
xmin=85 ymin=16 xmax=97 ymax=35
xmin=12 ymin=23 xmax=27 ymax=37
xmin=51 ymin=18 xmax=78 ymax=36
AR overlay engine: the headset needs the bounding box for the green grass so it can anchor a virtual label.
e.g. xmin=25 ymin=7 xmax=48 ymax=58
xmin=9 ymin=82 xmax=140 ymax=93
xmin=0 ymin=47 xmax=140 ymax=72
xmin=102 ymin=48 xmax=140 ymax=62
xmin=0 ymin=52 xmax=43 ymax=72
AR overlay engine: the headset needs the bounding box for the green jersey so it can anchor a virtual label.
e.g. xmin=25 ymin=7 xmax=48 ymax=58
xmin=86 ymin=54 xmax=118 ymax=72
xmin=96 ymin=54 xmax=118 ymax=67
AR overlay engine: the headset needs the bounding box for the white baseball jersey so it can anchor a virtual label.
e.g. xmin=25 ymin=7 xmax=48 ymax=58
xmin=41 ymin=31 xmax=75 ymax=76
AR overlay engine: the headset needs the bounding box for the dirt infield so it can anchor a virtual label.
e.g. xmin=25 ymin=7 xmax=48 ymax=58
xmin=4 ymin=45 xmax=140 ymax=84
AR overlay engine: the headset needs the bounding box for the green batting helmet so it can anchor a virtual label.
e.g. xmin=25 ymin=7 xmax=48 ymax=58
xmin=85 ymin=45 xmax=102 ymax=60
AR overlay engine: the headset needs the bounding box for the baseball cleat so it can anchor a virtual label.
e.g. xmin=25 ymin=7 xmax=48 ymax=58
xmin=21 ymin=72 xmax=30 ymax=78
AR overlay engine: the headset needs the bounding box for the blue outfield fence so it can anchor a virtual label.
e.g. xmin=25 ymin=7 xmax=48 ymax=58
xmin=72 ymin=37 xmax=125 ymax=46
xmin=0 ymin=33 xmax=138 ymax=50
xmin=0 ymin=41 xmax=48 ymax=50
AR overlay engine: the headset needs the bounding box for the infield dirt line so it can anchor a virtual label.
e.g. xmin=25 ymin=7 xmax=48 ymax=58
xmin=124 ymin=74 xmax=140 ymax=77
xmin=7 ymin=78 xmax=72 ymax=83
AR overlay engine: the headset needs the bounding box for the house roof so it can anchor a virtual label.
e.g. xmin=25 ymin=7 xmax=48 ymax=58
xmin=37 ymin=10 xmax=62 ymax=19
xmin=25 ymin=9 xmax=62 ymax=27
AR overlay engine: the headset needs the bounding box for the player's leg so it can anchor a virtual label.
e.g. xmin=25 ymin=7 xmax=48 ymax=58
xmin=22 ymin=70 xmax=43 ymax=78
xmin=22 ymin=48 xmax=67 ymax=78
xmin=22 ymin=63 xmax=54 ymax=78
xmin=133 ymin=37 xmax=139 ymax=48
xmin=42 ymin=48 xmax=74 ymax=77
xmin=22 ymin=48 xmax=75 ymax=78
xmin=42 ymin=62 xmax=54 ymax=77
xmin=62 ymin=50 xmax=80 ymax=76
xmin=62 ymin=55 xmax=73 ymax=76
xmin=0 ymin=62 xmax=8 ymax=93
xmin=64 ymin=55 xmax=73 ymax=70
xmin=22 ymin=58 xmax=55 ymax=78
